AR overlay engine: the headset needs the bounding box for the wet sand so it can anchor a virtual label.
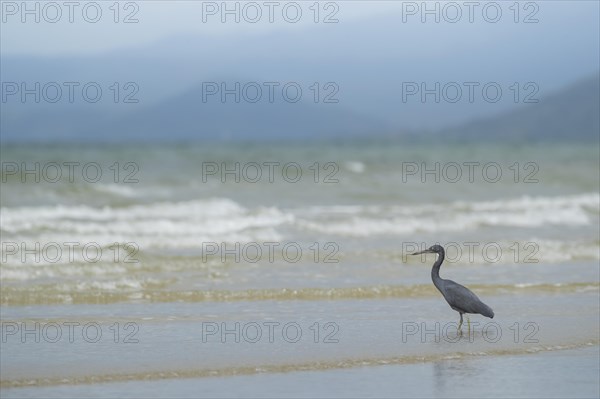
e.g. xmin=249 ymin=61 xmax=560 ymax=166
xmin=2 ymin=346 xmax=598 ymax=398
xmin=1 ymin=289 xmax=598 ymax=397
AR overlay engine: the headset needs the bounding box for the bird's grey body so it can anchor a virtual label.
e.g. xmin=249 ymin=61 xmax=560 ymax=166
xmin=412 ymin=244 xmax=494 ymax=331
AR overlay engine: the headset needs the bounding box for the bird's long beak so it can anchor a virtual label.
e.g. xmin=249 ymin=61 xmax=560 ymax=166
xmin=410 ymin=249 xmax=432 ymax=255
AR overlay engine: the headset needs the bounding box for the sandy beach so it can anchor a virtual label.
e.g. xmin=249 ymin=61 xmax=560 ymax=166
xmin=2 ymin=286 xmax=598 ymax=397
xmin=4 ymin=346 xmax=598 ymax=398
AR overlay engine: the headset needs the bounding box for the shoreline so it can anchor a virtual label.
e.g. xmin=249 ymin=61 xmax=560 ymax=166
xmin=2 ymin=345 xmax=598 ymax=398
xmin=2 ymin=292 xmax=598 ymax=389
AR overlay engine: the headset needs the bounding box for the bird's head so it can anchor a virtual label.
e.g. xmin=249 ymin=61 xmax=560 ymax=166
xmin=410 ymin=244 xmax=444 ymax=256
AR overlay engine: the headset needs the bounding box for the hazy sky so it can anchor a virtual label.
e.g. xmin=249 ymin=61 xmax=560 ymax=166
xmin=2 ymin=1 xmax=598 ymax=56
xmin=1 ymin=1 xmax=599 ymax=139
xmin=1 ymin=1 xmax=398 ymax=55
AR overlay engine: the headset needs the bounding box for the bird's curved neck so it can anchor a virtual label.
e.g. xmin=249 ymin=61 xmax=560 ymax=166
xmin=431 ymin=251 xmax=445 ymax=290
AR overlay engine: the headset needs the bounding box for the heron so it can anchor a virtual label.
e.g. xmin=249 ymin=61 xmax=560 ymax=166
xmin=410 ymin=244 xmax=494 ymax=334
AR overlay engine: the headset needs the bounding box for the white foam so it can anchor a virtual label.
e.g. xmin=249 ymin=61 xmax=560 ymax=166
xmin=1 ymin=194 xmax=598 ymax=270
xmin=344 ymin=161 xmax=366 ymax=174
xmin=92 ymin=183 xmax=139 ymax=198
xmin=0 ymin=198 xmax=294 ymax=259
xmin=295 ymin=193 xmax=599 ymax=237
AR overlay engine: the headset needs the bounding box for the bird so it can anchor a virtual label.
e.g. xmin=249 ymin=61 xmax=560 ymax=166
xmin=410 ymin=244 xmax=494 ymax=334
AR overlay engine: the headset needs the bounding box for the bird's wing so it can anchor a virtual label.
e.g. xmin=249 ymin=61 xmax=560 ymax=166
xmin=443 ymin=280 xmax=493 ymax=317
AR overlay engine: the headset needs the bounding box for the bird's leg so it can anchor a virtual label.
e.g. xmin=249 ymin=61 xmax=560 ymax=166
xmin=458 ymin=313 xmax=463 ymax=336
xmin=467 ymin=316 xmax=471 ymax=337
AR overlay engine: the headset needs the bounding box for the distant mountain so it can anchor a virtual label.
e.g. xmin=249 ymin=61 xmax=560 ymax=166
xmin=1 ymin=73 xmax=598 ymax=142
xmin=2 ymin=3 xmax=599 ymax=141
xmin=440 ymin=74 xmax=600 ymax=141
xmin=87 ymin=83 xmax=394 ymax=141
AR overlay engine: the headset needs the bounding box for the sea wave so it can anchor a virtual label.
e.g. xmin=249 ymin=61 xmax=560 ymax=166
xmin=1 ymin=194 xmax=597 ymax=257
xmin=0 ymin=198 xmax=294 ymax=252
xmin=295 ymin=193 xmax=599 ymax=236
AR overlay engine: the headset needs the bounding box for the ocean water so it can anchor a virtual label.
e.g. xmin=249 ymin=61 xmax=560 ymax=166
xmin=1 ymin=140 xmax=599 ymax=396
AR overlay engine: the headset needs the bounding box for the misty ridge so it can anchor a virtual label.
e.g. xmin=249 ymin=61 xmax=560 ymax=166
xmin=1 ymin=10 xmax=599 ymax=143
xmin=2 ymin=74 xmax=598 ymax=143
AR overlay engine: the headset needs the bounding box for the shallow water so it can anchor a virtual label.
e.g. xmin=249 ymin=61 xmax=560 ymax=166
xmin=1 ymin=291 xmax=598 ymax=386
xmin=1 ymin=141 xmax=599 ymax=395
xmin=4 ymin=346 xmax=598 ymax=398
